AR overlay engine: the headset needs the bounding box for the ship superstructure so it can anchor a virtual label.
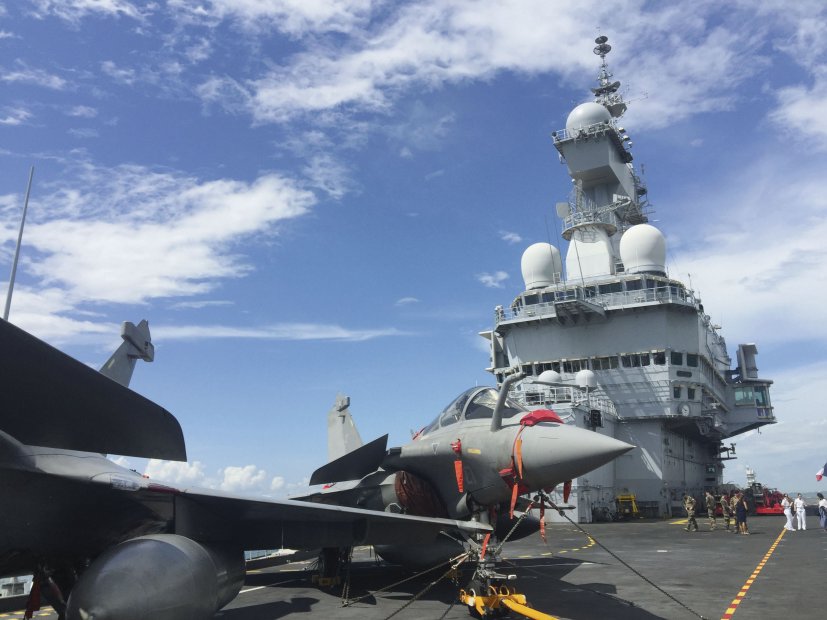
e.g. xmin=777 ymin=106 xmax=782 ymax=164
xmin=481 ymin=37 xmax=775 ymax=520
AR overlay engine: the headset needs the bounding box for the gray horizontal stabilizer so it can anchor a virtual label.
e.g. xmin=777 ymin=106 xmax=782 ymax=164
xmin=0 ymin=318 xmax=186 ymax=460
xmin=310 ymin=433 xmax=388 ymax=485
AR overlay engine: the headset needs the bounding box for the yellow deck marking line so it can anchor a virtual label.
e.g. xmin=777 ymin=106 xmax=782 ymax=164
xmin=719 ymin=528 xmax=786 ymax=620
xmin=670 ymin=519 xmax=689 ymax=525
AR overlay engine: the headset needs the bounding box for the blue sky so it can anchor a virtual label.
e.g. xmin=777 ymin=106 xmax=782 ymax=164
xmin=2 ymin=1 xmax=826 ymax=495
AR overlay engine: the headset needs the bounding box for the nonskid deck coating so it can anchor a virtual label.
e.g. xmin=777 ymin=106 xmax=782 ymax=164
xmin=3 ymin=516 xmax=823 ymax=620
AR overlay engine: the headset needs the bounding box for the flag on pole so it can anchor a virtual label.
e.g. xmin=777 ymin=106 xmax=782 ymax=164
xmin=817 ymin=462 xmax=827 ymax=482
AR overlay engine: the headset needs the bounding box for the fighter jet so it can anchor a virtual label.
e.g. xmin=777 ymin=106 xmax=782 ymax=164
xmin=300 ymin=372 xmax=634 ymax=569
xmin=0 ymin=318 xmax=490 ymax=620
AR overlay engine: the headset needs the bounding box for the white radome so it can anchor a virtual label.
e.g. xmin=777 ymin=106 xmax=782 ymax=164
xmin=618 ymin=224 xmax=666 ymax=275
xmin=575 ymin=369 xmax=598 ymax=390
xmin=565 ymin=102 xmax=612 ymax=133
xmin=521 ymin=242 xmax=562 ymax=290
xmin=537 ymin=370 xmax=563 ymax=385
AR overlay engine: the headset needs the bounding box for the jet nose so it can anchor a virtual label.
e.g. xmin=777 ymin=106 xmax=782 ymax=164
xmin=519 ymin=423 xmax=634 ymax=489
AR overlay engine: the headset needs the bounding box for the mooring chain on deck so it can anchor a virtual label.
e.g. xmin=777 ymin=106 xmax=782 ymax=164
xmin=546 ymin=500 xmax=707 ymax=620
xmin=340 ymin=551 xmax=470 ymax=608
xmin=379 ymin=557 xmax=470 ymax=620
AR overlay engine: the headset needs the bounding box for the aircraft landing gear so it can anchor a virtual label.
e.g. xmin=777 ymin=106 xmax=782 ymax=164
xmin=313 ymin=546 xmax=351 ymax=587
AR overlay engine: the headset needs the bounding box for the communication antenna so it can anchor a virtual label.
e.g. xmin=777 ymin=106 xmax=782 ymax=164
xmin=4 ymin=166 xmax=34 ymax=322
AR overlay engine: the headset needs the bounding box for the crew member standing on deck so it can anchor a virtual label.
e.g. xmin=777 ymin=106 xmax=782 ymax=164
xmin=720 ymin=493 xmax=732 ymax=531
xmin=817 ymin=492 xmax=827 ymax=531
xmin=782 ymin=494 xmax=795 ymax=531
xmin=735 ymin=492 xmax=749 ymax=535
xmin=683 ymin=494 xmax=698 ymax=532
xmin=730 ymin=492 xmax=741 ymax=534
xmin=705 ymin=491 xmax=717 ymax=531
xmin=794 ymin=493 xmax=807 ymax=530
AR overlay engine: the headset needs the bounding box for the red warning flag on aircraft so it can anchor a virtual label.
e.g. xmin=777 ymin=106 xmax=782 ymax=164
xmin=817 ymin=461 xmax=826 ymax=481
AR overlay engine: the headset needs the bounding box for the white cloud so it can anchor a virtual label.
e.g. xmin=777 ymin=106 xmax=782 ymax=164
xmin=154 ymin=323 xmax=408 ymax=343
xmin=395 ymin=296 xmax=420 ymax=306
xmin=18 ymin=162 xmax=315 ymax=306
xmin=476 ymin=271 xmax=509 ymax=289
xmin=145 ymin=459 xmax=207 ymax=485
xmin=0 ymin=107 xmax=31 ymax=125
xmin=768 ymin=68 xmax=827 ymax=152
xmin=28 ymin=0 xmax=144 ymax=22
xmin=302 ymin=154 xmax=353 ymax=200
xmin=219 ymin=464 xmax=267 ymax=492
xmin=67 ymin=127 xmax=99 ymax=138
xmin=0 ymin=30 xmax=15 ymax=39
xmin=1 ymin=62 xmax=66 ymax=89
xmin=67 ymin=105 xmax=98 ymax=118
xmin=168 ymin=0 xmax=375 ymax=36
xmin=500 ymin=231 xmax=522 ymax=244
xmin=100 ymin=60 xmax=137 ymax=85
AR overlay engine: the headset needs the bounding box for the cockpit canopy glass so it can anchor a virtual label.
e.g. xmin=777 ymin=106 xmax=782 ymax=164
xmin=421 ymin=387 xmax=528 ymax=435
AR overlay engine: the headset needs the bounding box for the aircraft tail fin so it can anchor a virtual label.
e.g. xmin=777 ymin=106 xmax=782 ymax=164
xmin=0 ymin=318 xmax=186 ymax=460
xmin=327 ymin=394 xmax=364 ymax=461
xmin=99 ymin=320 xmax=155 ymax=387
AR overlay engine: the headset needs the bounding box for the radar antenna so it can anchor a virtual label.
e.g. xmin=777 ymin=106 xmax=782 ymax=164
xmin=590 ymin=36 xmax=627 ymax=118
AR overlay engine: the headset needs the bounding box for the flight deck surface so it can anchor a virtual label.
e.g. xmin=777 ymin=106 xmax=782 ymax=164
xmin=5 ymin=517 xmax=823 ymax=620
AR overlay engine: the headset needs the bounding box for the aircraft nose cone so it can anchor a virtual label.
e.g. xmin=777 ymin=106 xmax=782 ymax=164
xmin=520 ymin=424 xmax=634 ymax=488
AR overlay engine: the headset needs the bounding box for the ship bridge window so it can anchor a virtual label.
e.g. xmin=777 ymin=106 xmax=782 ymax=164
xmin=625 ymin=279 xmax=643 ymax=291
xmin=523 ymin=294 xmax=539 ymax=306
xmin=653 ymin=351 xmax=666 ymax=365
xmin=754 ymin=385 xmax=769 ymax=406
xmin=688 ymin=387 xmax=696 ymax=400
xmin=671 ymin=351 xmax=683 ymax=365
xmin=599 ymin=282 xmax=623 ymax=294
xmin=734 ymin=386 xmax=754 ymax=406
xmin=593 ymin=356 xmax=619 ymax=370
xmin=562 ymin=359 xmax=587 ymax=373
xmin=464 ymin=388 xmax=527 ymax=420
xmin=621 ymin=353 xmax=650 ymax=368
xmin=673 ymin=386 xmax=682 ymax=399
xmin=541 ymin=293 xmax=555 ymax=303
xmin=686 ymin=354 xmax=699 ymax=367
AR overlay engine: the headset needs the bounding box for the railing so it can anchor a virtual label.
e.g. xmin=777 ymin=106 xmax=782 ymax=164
xmin=510 ymin=384 xmax=619 ymax=419
xmin=552 ymin=120 xmax=614 ymax=142
xmin=496 ymin=284 xmax=698 ymax=323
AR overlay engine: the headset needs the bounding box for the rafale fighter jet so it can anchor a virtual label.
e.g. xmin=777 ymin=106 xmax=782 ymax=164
xmin=0 ymin=318 xmax=490 ymax=620
xmin=301 ymin=373 xmax=634 ymax=569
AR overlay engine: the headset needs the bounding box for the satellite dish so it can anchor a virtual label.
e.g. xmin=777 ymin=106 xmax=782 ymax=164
xmin=556 ymin=202 xmax=571 ymax=218
xmin=595 ymin=35 xmax=608 ymax=44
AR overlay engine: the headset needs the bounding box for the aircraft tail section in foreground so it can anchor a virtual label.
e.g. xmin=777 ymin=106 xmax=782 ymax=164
xmin=0 ymin=317 xmax=186 ymax=461
xmin=327 ymin=394 xmax=364 ymax=461
xmin=99 ymin=320 xmax=154 ymax=387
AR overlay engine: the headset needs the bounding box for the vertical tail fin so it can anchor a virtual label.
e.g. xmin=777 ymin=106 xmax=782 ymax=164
xmin=327 ymin=394 xmax=363 ymax=461
xmin=99 ymin=320 xmax=154 ymax=387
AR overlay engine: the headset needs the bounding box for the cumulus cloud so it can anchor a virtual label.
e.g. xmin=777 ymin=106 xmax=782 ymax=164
xmin=500 ymin=231 xmax=522 ymax=244
xmin=219 ymin=464 xmax=268 ymax=492
xmin=476 ymin=271 xmax=509 ymax=288
xmin=145 ymin=458 xmax=207 ymax=485
xmin=768 ymin=68 xmax=827 ymax=152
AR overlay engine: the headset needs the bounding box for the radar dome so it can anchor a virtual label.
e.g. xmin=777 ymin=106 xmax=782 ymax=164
xmin=619 ymin=224 xmax=666 ymax=275
xmin=537 ymin=370 xmax=562 ymax=385
xmin=566 ymin=102 xmax=611 ymax=133
xmin=575 ymin=369 xmax=597 ymax=390
xmin=521 ymin=243 xmax=562 ymax=290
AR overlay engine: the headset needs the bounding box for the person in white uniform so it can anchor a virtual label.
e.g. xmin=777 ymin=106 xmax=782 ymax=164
xmin=817 ymin=492 xmax=827 ymax=531
xmin=794 ymin=493 xmax=807 ymax=530
xmin=781 ymin=494 xmax=795 ymax=531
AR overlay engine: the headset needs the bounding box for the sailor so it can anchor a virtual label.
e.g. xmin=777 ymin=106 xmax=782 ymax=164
xmin=720 ymin=493 xmax=732 ymax=531
xmin=683 ymin=494 xmax=698 ymax=532
xmin=794 ymin=493 xmax=807 ymax=531
xmin=781 ymin=493 xmax=795 ymax=531
xmin=705 ymin=491 xmax=717 ymax=531
xmin=730 ymin=492 xmax=741 ymax=534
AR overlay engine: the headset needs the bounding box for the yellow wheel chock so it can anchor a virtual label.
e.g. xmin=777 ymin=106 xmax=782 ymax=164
xmin=459 ymin=585 xmax=559 ymax=619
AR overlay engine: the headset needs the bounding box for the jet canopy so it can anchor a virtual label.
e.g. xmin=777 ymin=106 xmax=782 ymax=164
xmin=422 ymin=387 xmax=528 ymax=434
